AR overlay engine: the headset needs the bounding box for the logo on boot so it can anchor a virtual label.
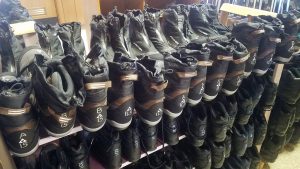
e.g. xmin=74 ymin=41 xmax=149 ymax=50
xmin=124 ymin=107 xmax=133 ymax=117
xmin=19 ymin=133 xmax=28 ymax=149
xmin=96 ymin=107 xmax=104 ymax=122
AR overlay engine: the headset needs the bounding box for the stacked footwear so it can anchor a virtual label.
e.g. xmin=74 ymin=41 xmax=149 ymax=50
xmin=0 ymin=0 xmax=32 ymax=23
xmin=3 ymin=3 xmax=300 ymax=169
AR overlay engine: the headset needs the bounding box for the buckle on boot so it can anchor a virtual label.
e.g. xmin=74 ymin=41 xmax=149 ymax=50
xmin=269 ymin=38 xmax=281 ymax=43
xmin=120 ymin=74 xmax=138 ymax=81
xmin=176 ymin=71 xmax=197 ymax=78
xmin=85 ymin=81 xmax=112 ymax=90
xmin=251 ymin=29 xmax=265 ymax=35
xmin=233 ymin=53 xmax=250 ymax=64
xmin=197 ymin=60 xmax=213 ymax=66
xmin=217 ymin=55 xmax=233 ymax=61
xmin=0 ymin=103 xmax=31 ymax=115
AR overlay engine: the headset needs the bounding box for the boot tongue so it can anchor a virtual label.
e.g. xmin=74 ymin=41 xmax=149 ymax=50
xmin=231 ymin=39 xmax=248 ymax=60
xmin=49 ymin=72 xmax=64 ymax=92
xmin=169 ymin=52 xmax=198 ymax=67
xmin=85 ymin=44 xmax=108 ymax=79
xmin=138 ymin=58 xmax=164 ymax=82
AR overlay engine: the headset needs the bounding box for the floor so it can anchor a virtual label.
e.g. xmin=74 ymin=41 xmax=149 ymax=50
xmin=269 ymin=144 xmax=300 ymax=169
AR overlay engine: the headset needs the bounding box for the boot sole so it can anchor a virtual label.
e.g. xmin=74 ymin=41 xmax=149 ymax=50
xmin=163 ymin=109 xmax=182 ymax=118
xmin=80 ymin=121 xmax=106 ymax=132
xmin=203 ymin=93 xmax=218 ymax=101
xmin=187 ymin=98 xmax=202 ymax=106
xmin=244 ymin=71 xmax=252 ymax=77
xmin=274 ymin=56 xmax=292 ymax=63
xmin=222 ymin=88 xmax=238 ymax=96
xmin=44 ymin=124 xmax=74 ymax=137
xmin=107 ymin=119 xmax=132 ymax=130
xmin=11 ymin=140 xmax=39 ymax=157
xmin=140 ymin=116 xmax=162 ymax=126
xmin=253 ymin=69 xmax=268 ymax=76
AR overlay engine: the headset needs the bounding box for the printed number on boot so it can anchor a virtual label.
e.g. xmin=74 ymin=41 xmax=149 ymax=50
xmin=19 ymin=133 xmax=28 ymax=149
xmin=96 ymin=107 xmax=104 ymax=122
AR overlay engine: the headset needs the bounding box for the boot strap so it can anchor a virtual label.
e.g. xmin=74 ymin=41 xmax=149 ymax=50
xmin=206 ymin=73 xmax=227 ymax=82
xmin=82 ymin=100 xmax=107 ymax=110
xmin=176 ymin=71 xmax=197 ymax=78
xmin=166 ymin=88 xmax=189 ymax=100
xmin=120 ymin=74 xmax=138 ymax=81
xmin=110 ymin=95 xmax=134 ymax=107
xmin=85 ymin=81 xmax=112 ymax=90
xmin=291 ymin=18 xmax=300 ymax=25
xmin=269 ymin=37 xmax=281 ymax=43
xmin=136 ymin=97 xmax=165 ymax=110
xmin=150 ymin=80 xmax=168 ymax=92
xmin=251 ymin=29 xmax=265 ymax=35
xmin=217 ymin=55 xmax=233 ymax=61
xmin=225 ymin=70 xmax=244 ymax=79
xmin=45 ymin=107 xmax=76 ymax=125
xmin=190 ymin=77 xmax=206 ymax=88
xmin=0 ymin=103 xmax=31 ymax=116
xmin=5 ymin=119 xmax=36 ymax=134
xmin=233 ymin=53 xmax=250 ymax=64
xmin=197 ymin=60 xmax=213 ymax=66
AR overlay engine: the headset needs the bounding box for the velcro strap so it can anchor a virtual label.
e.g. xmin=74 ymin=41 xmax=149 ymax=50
xmin=166 ymin=88 xmax=189 ymax=100
xmin=111 ymin=95 xmax=134 ymax=107
xmin=5 ymin=119 xmax=36 ymax=134
xmin=225 ymin=70 xmax=244 ymax=79
xmin=120 ymin=74 xmax=138 ymax=81
xmin=176 ymin=71 xmax=197 ymax=78
xmin=197 ymin=60 xmax=213 ymax=66
xmin=233 ymin=53 xmax=250 ymax=64
xmin=251 ymin=29 xmax=265 ymax=35
xmin=137 ymin=97 xmax=165 ymax=110
xmin=0 ymin=103 xmax=31 ymax=116
xmin=291 ymin=18 xmax=300 ymax=25
xmin=269 ymin=37 xmax=281 ymax=43
xmin=85 ymin=81 xmax=112 ymax=90
xmin=206 ymin=73 xmax=227 ymax=82
xmin=82 ymin=100 xmax=107 ymax=110
xmin=46 ymin=107 xmax=76 ymax=124
xmin=190 ymin=77 xmax=206 ymax=88
xmin=150 ymin=80 xmax=168 ymax=92
xmin=217 ymin=55 xmax=233 ymax=61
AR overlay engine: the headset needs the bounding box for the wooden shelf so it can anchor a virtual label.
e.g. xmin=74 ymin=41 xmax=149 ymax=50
xmin=220 ymin=3 xmax=277 ymax=17
xmin=10 ymin=21 xmax=35 ymax=36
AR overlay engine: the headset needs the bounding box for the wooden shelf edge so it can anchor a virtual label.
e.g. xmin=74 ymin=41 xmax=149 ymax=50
xmin=38 ymin=125 xmax=83 ymax=146
xmin=220 ymin=3 xmax=277 ymax=17
xmin=10 ymin=21 xmax=36 ymax=36
xmin=120 ymin=135 xmax=186 ymax=168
